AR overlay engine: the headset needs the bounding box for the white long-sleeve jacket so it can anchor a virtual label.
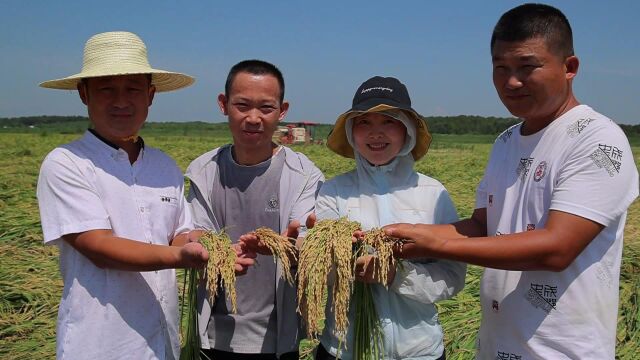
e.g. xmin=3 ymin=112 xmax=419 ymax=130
xmin=316 ymin=149 xmax=467 ymax=360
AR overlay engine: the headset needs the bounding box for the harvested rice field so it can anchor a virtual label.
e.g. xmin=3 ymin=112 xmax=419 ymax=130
xmin=0 ymin=130 xmax=638 ymax=359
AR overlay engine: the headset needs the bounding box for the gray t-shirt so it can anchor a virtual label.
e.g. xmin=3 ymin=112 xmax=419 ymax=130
xmin=208 ymin=146 xmax=285 ymax=354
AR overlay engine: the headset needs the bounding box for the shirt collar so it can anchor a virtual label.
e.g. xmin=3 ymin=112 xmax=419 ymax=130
xmin=84 ymin=129 xmax=145 ymax=162
xmin=87 ymin=128 xmax=145 ymax=151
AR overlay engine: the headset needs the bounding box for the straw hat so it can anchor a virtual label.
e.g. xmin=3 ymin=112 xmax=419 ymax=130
xmin=39 ymin=31 xmax=194 ymax=92
xmin=327 ymin=76 xmax=432 ymax=161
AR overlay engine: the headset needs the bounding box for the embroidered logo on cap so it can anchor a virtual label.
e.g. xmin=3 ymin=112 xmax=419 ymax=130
xmin=361 ymin=86 xmax=393 ymax=94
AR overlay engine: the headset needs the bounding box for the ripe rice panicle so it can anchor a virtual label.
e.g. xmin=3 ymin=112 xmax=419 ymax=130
xmin=180 ymin=229 xmax=238 ymax=359
xmin=198 ymin=230 xmax=238 ymax=312
xmin=361 ymin=228 xmax=399 ymax=288
xmin=351 ymin=227 xmax=402 ymax=359
xmin=297 ymin=218 xmax=360 ymax=340
xmin=253 ymin=227 xmax=298 ymax=285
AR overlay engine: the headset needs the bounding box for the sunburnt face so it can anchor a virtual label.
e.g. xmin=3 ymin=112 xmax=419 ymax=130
xmin=78 ymin=74 xmax=155 ymax=146
xmin=492 ymin=37 xmax=578 ymax=132
xmin=351 ymin=112 xmax=407 ymax=166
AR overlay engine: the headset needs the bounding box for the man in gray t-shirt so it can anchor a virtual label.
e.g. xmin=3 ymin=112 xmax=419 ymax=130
xmin=186 ymin=60 xmax=324 ymax=360
xmin=209 ymin=147 xmax=284 ymax=352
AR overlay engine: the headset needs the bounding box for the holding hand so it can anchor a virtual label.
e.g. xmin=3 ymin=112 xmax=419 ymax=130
xmin=187 ymin=229 xmax=205 ymax=243
xmin=186 ymin=229 xmax=256 ymax=275
xmin=178 ymin=242 xmax=209 ymax=268
xmin=384 ymin=223 xmax=442 ymax=259
xmin=354 ymin=254 xmax=396 ymax=285
xmin=239 ymin=215 xmax=310 ymax=256
xmin=232 ymin=243 xmax=256 ymax=275
xmin=238 ymin=232 xmax=273 ymax=255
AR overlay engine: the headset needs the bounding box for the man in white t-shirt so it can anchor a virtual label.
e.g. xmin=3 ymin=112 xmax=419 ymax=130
xmin=384 ymin=4 xmax=638 ymax=359
xmin=36 ymin=31 xmax=255 ymax=360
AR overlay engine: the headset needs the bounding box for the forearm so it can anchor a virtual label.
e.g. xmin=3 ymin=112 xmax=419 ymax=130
xmin=430 ymin=213 xmax=488 ymax=239
xmin=64 ymin=230 xmax=182 ymax=271
xmin=431 ymin=211 xmax=603 ymax=271
xmin=391 ymin=209 xmax=603 ymax=271
xmin=433 ymin=230 xmax=574 ymax=271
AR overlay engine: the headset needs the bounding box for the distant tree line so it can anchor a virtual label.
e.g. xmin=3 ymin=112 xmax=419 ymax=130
xmin=1 ymin=115 xmax=639 ymax=137
xmin=424 ymin=115 xmax=520 ymax=135
xmin=0 ymin=115 xmax=89 ymax=127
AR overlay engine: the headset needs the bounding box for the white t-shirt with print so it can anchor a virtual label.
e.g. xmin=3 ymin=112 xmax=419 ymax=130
xmin=475 ymin=105 xmax=638 ymax=360
xmin=37 ymin=131 xmax=192 ymax=360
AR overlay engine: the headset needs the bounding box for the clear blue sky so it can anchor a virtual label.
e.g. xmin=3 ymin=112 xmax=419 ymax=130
xmin=2 ymin=0 xmax=639 ymax=124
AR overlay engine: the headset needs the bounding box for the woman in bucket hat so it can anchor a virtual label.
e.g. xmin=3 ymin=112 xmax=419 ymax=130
xmin=315 ymin=76 xmax=466 ymax=360
xmin=36 ymin=31 xmax=255 ymax=360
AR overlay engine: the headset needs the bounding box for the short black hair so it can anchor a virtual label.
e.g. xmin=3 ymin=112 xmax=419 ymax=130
xmin=491 ymin=3 xmax=574 ymax=59
xmin=224 ymin=60 xmax=285 ymax=103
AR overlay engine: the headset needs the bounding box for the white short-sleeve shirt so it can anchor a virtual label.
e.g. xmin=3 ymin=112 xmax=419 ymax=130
xmin=474 ymin=105 xmax=639 ymax=359
xmin=37 ymin=131 xmax=192 ymax=360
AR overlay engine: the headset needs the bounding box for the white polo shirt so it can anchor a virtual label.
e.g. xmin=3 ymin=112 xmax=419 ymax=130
xmin=37 ymin=130 xmax=192 ymax=360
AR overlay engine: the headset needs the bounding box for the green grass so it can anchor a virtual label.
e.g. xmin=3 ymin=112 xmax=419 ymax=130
xmin=0 ymin=130 xmax=638 ymax=360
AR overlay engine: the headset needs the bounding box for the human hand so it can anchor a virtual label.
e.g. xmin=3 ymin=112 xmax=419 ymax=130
xmin=383 ymin=223 xmax=442 ymax=259
xmin=187 ymin=229 xmax=205 ymax=243
xmin=354 ymin=254 xmax=396 ymax=285
xmin=178 ymin=241 xmax=209 ymax=268
xmin=305 ymin=212 xmax=316 ymax=230
xmin=240 ymin=220 xmax=301 ymax=254
xmin=282 ymin=213 xmax=316 ymax=241
xmin=353 ymin=229 xmax=366 ymax=244
xmin=238 ymin=232 xmax=272 ymax=255
xmin=284 ymin=219 xmax=301 ymax=243
xmin=232 ymin=243 xmax=257 ymax=275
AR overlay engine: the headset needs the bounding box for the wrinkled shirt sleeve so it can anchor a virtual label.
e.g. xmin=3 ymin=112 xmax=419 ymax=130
xmin=186 ymin=177 xmax=219 ymax=231
xmin=289 ymin=162 xmax=325 ymax=236
xmin=37 ymin=150 xmax=111 ymax=245
xmin=172 ymin=181 xmax=194 ymax=237
xmin=315 ymin=180 xmax=341 ymax=221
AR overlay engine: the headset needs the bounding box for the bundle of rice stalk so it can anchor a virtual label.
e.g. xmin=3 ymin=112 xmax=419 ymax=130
xmin=352 ymin=281 xmax=383 ymax=360
xmin=297 ymin=218 xmax=360 ymax=340
xmin=180 ymin=230 xmax=237 ymax=360
xmin=361 ymin=228 xmax=397 ymax=288
xmin=199 ymin=230 xmax=238 ymax=312
xmin=179 ymin=268 xmax=201 ymax=360
xmin=352 ymin=228 xmax=401 ymax=359
xmin=253 ymin=227 xmax=298 ymax=285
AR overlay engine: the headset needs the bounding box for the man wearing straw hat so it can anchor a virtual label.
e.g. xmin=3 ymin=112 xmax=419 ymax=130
xmin=36 ymin=31 xmax=255 ymax=360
